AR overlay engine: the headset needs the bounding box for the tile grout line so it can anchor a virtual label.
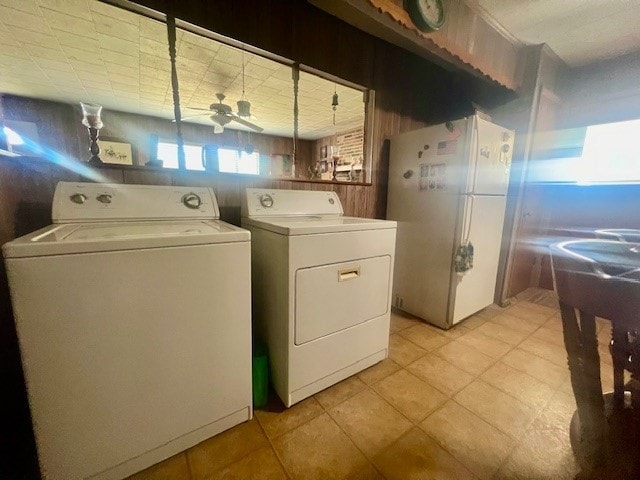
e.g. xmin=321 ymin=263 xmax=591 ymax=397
xmin=253 ymin=412 xmax=294 ymax=480
xmin=225 ymin=300 xmax=567 ymax=480
xmin=323 ymin=382 xmax=394 ymax=479
xmin=417 ymin=399 xmax=513 ymax=480
xmin=485 ymin=307 xmax=579 ymax=478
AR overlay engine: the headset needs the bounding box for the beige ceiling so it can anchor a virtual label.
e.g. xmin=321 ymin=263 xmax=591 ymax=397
xmin=0 ymin=0 xmax=365 ymax=140
xmin=474 ymin=0 xmax=640 ymax=67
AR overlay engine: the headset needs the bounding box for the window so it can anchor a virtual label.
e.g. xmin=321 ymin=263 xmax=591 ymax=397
xmin=3 ymin=120 xmax=41 ymax=156
xmin=218 ymin=148 xmax=260 ymax=174
xmin=3 ymin=126 xmax=23 ymax=146
xmin=529 ymin=118 xmax=640 ymax=185
xmin=156 ymin=142 xmax=260 ymax=174
xmin=576 ymin=118 xmax=640 ymax=184
xmin=156 ymin=142 xmax=204 ymax=171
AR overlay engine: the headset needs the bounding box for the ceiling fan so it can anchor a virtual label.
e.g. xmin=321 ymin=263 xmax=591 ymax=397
xmin=182 ymin=93 xmax=264 ymax=134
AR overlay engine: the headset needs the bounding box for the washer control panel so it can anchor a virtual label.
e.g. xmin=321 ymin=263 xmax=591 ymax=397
xmin=53 ymin=182 xmax=220 ymax=223
xmin=259 ymin=194 xmax=274 ymax=208
xmin=242 ymin=188 xmax=344 ymax=217
xmin=182 ymin=192 xmax=202 ymax=209
xmin=70 ymin=193 xmax=87 ymax=204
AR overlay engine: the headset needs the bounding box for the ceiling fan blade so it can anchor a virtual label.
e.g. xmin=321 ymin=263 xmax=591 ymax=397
xmin=183 ymin=107 xmax=212 ymax=112
xmin=176 ymin=112 xmax=212 ymax=121
xmin=231 ymin=115 xmax=264 ymax=133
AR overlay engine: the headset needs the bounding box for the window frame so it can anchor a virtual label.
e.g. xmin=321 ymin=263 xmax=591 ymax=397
xmin=155 ymin=140 xmax=261 ymax=175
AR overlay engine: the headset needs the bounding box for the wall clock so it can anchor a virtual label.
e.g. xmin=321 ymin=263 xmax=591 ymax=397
xmin=404 ymin=0 xmax=446 ymax=33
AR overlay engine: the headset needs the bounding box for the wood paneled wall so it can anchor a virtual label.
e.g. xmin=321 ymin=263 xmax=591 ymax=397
xmin=559 ymin=50 xmax=640 ymax=129
xmin=0 ymin=0 xmax=510 ymax=476
xmin=488 ymin=45 xmax=569 ymax=300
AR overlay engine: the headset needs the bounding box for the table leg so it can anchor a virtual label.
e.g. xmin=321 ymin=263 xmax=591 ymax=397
xmin=578 ymin=310 xmax=606 ymax=449
xmin=559 ymin=302 xmax=606 ymax=469
xmin=611 ymin=324 xmax=627 ymax=407
xmin=560 ymin=302 xmax=589 ymax=413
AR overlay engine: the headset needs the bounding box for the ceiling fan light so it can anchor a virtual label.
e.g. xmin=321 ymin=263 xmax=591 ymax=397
xmin=211 ymin=114 xmax=232 ymax=126
xmin=237 ymin=100 xmax=251 ymax=117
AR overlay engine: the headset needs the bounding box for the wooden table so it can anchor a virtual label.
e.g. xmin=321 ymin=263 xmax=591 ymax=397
xmin=551 ymin=240 xmax=640 ymax=478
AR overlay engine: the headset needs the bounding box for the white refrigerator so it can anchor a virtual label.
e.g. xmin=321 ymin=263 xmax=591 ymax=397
xmin=387 ymin=115 xmax=514 ymax=329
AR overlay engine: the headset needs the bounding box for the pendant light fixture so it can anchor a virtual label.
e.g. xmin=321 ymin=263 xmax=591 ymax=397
xmin=332 ymin=84 xmax=339 ymax=126
xmin=237 ymin=46 xmax=252 ymax=118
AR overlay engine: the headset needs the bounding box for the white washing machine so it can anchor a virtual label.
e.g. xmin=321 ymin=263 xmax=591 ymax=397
xmin=3 ymin=182 xmax=252 ymax=480
xmin=241 ymin=188 xmax=396 ymax=407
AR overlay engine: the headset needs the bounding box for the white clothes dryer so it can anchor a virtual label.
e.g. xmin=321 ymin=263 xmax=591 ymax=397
xmin=3 ymin=182 xmax=252 ymax=480
xmin=241 ymin=188 xmax=396 ymax=407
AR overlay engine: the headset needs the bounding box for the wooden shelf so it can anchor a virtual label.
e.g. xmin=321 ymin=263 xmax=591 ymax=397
xmin=0 ymin=154 xmax=372 ymax=186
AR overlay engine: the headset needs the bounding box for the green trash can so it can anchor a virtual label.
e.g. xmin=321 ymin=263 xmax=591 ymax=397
xmin=252 ymin=342 xmax=269 ymax=408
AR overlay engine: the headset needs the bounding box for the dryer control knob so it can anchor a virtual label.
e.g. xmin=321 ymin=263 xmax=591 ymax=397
xmin=182 ymin=192 xmax=202 ymax=209
xmin=97 ymin=194 xmax=112 ymax=204
xmin=260 ymin=194 xmax=274 ymax=208
xmin=70 ymin=193 xmax=87 ymax=204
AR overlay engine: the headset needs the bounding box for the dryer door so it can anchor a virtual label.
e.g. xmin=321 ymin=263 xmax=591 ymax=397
xmin=295 ymin=255 xmax=391 ymax=345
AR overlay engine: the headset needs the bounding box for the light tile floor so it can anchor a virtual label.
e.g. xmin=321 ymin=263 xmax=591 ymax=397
xmin=129 ymin=288 xmax=616 ymax=480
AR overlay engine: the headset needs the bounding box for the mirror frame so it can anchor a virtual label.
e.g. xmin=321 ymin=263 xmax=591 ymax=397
xmin=295 ymin=63 xmax=375 ymax=184
xmin=0 ymin=1 xmax=376 ymax=185
xmin=172 ymin=17 xmax=375 ymax=185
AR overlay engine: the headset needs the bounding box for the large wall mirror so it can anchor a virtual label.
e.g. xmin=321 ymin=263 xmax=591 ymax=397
xmin=0 ymin=0 xmax=374 ymax=184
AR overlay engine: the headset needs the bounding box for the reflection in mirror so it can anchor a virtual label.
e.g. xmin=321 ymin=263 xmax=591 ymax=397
xmin=296 ymin=68 xmax=369 ymax=183
xmin=170 ymin=26 xmax=295 ymax=176
xmin=0 ymin=0 xmax=373 ymax=184
xmin=0 ymin=0 xmax=170 ymax=168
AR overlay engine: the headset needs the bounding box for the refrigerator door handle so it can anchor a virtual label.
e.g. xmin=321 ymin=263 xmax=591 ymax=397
xmin=462 ymin=194 xmax=475 ymax=243
xmin=468 ymin=116 xmax=480 ymax=194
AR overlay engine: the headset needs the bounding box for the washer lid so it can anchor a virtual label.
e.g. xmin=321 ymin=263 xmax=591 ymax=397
xmin=242 ymin=215 xmax=396 ymax=235
xmin=3 ymin=220 xmax=250 ymax=258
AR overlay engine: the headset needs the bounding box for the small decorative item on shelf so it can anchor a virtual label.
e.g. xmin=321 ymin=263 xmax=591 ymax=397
xmin=80 ymin=102 xmax=103 ymax=166
xmin=146 ymin=134 xmax=163 ymax=168
xmin=308 ymin=162 xmax=321 ymax=180
xmin=100 ymin=139 xmax=133 ymax=165
xmin=330 ymin=145 xmax=340 ymax=181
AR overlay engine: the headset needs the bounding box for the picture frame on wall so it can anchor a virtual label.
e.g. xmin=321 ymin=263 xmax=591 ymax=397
xmin=4 ymin=120 xmax=40 ymax=157
xmin=320 ymin=145 xmax=327 ymax=159
xmin=270 ymin=153 xmax=293 ymax=177
xmin=100 ymin=138 xmax=134 ymax=165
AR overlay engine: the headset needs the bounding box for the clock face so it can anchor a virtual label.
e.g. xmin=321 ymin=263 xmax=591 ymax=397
xmin=405 ymin=0 xmax=446 ymax=32
xmin=418 ymin=0 xmax=443 ymax=26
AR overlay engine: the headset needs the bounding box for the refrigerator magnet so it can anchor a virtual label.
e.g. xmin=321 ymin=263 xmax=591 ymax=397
xmin=437 ymin=140 xmax=457 ymax=155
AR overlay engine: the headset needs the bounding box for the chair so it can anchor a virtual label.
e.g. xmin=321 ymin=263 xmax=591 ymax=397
xmin=550 ymin=240 xmax=640 ymax=471
xmin=592 ymin=231 xmax=640 ymax=409
xmin=596 ymin=229 xmax=640 ymax=243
